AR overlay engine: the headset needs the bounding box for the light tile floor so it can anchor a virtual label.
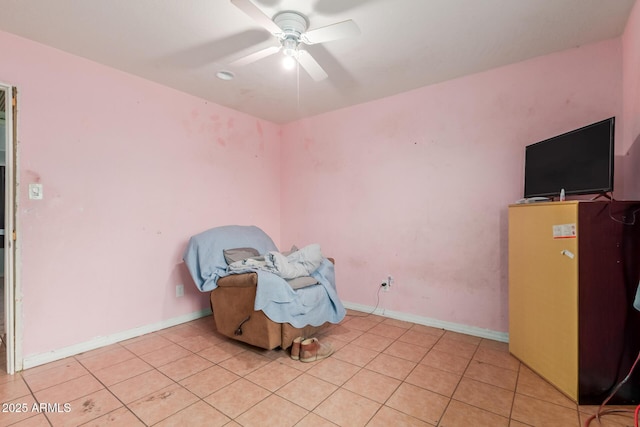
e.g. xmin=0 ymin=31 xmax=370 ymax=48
xmin=0 ymin=310 xmax=637 ymax=426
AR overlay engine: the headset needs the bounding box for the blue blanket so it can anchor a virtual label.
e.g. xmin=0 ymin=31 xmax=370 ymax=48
xmin=183 ymin=225 xmax=346 ymax=328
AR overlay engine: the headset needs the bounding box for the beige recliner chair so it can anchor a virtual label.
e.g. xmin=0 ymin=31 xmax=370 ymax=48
xmin=211 ymin=264 xmax=333 ymax=350
xmin=183 ymin=225 xmax=343 ymax=351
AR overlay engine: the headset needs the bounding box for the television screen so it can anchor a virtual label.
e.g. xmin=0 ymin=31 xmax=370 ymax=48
xmin=524 ymin=117 xmax=615 ymax=198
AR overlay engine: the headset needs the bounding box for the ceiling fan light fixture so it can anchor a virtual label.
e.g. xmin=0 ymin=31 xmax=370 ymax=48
xmin=281 ymin=37 xmax=298 ymax=70
xmin=282 ymin=37 xmax=298 ymax=56
xmin=282 ymin=55 xmax=297 ymax=70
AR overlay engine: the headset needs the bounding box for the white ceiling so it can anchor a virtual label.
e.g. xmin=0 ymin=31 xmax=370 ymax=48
xmin=0 ymin=0 xmax=636 ymax=123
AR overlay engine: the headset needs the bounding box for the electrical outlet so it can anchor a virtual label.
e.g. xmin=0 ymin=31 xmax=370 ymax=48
xmin=176 ymin=284 xmax=184 ymax=297
xmin=382 ymin=275 xmax=394 ymax=292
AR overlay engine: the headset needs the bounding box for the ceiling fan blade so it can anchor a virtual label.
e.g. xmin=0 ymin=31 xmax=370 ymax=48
xmin=230 ymin=0 xmax=282 ymax=35
xmin=296 ymin=50 xmax=328 ymax=81
xmin=302 ymin=20 xmax=360 ymax=44
xmin=230 ymin=45 xmax=281 ymax=66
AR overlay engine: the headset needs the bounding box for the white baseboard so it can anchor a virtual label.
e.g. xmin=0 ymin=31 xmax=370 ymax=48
xmin=22 ymin=304 xmax=507 ymax=370
xmin=342 ymin=302 xmax=509 ymax=343
xmin=22 ymin=308 xmax=213 ymax=370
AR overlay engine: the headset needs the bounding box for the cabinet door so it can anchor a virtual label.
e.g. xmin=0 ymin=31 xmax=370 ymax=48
xmin=509 ymin=203 xmax=579 ymax=400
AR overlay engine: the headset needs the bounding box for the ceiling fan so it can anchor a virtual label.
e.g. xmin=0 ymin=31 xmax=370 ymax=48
xmin=229 ymin=0 xmax=360 ymax=81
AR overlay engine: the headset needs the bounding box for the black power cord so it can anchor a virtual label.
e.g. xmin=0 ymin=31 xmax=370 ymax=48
xmin=608 ymin=200 xmax=640 ymax=225
xmin=349 ymin=283 xmax=385 ymax=317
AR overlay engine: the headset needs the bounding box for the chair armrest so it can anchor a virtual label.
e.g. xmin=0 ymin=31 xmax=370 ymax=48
xmin=216 ymin=272 xmax=258 ymax=288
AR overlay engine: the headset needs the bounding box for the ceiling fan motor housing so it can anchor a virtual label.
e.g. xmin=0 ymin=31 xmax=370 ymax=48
xmin=274 ymin=11 xmax=309 ymax=55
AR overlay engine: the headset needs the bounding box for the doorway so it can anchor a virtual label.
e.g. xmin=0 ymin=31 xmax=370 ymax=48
xmin=1 ymin=84 xmax=17 ymax=374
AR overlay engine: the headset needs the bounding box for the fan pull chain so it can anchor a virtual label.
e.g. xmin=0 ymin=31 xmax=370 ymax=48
xmin=296 ymin=59 xmax=301 ymax=113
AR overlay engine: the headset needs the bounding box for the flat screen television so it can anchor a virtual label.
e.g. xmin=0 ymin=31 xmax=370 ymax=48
xmin=524 ymin=117 xmax=615 ymax=198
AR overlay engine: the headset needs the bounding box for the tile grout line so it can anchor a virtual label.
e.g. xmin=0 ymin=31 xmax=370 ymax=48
xmin=434 ymin=334 xmax=481 ymax=426
xmin=164 ymin=332 xmax=490 ymax=421
xmin=508 ymin=363 xmax=522 ymax=426
xmin=447 ymin=341 xmax=519 ymax=423
xmin=18 ymin=370 xmax=54 ymax=427
xmin=73 ymin=352 xmax=150 ymax=427
xmin=363 ymin=327 xmax=443 ymax=426
xmin=8 ymin=315 xmax=602 ymax=426
xmin=121 ymin=337 xmax=246 ymax=426
xmin=77 ymin=334 xmax=243 ymax=426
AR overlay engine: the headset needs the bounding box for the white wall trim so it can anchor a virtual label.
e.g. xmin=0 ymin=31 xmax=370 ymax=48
xmin=1 ymin=82 xmax=19 ymax=374
xmin=22 ymin=303 xmax=508 ymax=370
xmin=343 ymin=301 xmax=509 ymax=343
xmin=22 ymin=309 xmax=212 ymax=370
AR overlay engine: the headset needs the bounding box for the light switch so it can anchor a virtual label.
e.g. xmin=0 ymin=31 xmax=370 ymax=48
xmin=29 ymin=183 xmax=43 ymax=200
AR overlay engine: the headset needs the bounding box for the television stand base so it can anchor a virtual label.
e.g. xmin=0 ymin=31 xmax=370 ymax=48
xmin=591 ymin=192 xmax=612 ymax=201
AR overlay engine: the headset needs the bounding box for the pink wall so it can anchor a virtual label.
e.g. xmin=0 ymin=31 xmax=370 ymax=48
xmin=622 ymin=0 xmax=640 ymax=199
xmin=0 ymin=31 xmax=282 ymax=357
xmin=0 ymin=23 xmax=628 ymax=360
xmin=281 ymin=39 xmax=622 ymax=333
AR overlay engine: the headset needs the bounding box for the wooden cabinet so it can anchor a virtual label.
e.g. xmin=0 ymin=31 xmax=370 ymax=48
xmin=509 ymin=201 xmax=640 ymax=404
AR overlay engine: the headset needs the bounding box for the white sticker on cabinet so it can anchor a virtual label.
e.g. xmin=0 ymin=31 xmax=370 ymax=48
xmin=552 ymin=223 xmax=576 ymax=239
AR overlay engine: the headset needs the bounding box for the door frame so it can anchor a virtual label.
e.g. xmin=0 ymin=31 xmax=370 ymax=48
xmin=2 ymin=82 xmax=19 ymax=374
